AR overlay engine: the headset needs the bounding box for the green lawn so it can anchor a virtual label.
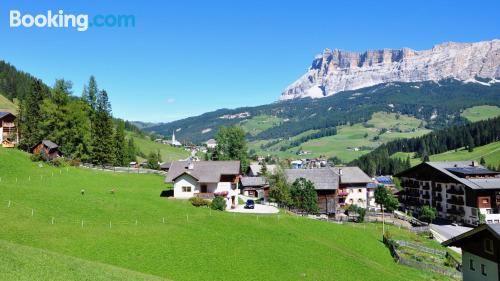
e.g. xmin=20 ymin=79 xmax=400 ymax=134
xmin=0 ymin=239 xmax=168 ymax=281
xmin=126 ymin=132 xmax=190 ymax=162
xmin=461 ymin=105 xmax=500 ymax=122
xmin=0 ymin=94 xmax=18 ymax=113
xmin=0 ymin=148 xmax=453 ymax=281
xmin=392 ymin=141 xmax=500 ymax=168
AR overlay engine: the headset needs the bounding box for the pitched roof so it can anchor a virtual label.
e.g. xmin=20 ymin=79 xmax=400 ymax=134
xmin=333 ymin=167 xmax=372 ymax=184
xmin=42 ymin=140 xmax=59 ymax=150
xmin=284 ymin=168 xmax=339 ymax=190
xmin=397 ymin=161 xmax=500 ymax=190
xmin=443 ymin=224 xmax=500 ymax=247
xmin=248 ymin=164 xmax=277 ymax=175
xmin=240 ymin=176 xmax=267 ymax=187
xmin=165 ymin=160 xmax=240 ymax=183
xmin=160 ymin=162 xmax=172 ymax=169
xmin=0 ymin=111 xmax=14 ymax=119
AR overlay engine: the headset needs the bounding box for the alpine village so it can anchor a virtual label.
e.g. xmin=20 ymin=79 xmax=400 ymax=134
xmin=2 ymin=40 xmax=500 ymax=281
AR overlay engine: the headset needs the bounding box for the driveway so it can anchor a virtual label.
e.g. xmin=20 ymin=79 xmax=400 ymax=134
xmin=228 ymin=204 xmax=279 ymax=214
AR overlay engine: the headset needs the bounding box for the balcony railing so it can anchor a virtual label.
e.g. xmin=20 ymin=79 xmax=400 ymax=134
xmin=447 ymin=197 xmax=465 ymax=205
xmin=422 ymin=193 xmax=430 ymax=199
xmin=447 ymin=208 xmax=465 ymax=216
xmin=446 ymin=188 xmax=464 ymax=195
xmin=432 ymin=194 xmax=442 ymax=201
xmin=196 ymin=193 xmax=214 ymax=199
xmin=422 ymin=184 xmax=430 ymax=190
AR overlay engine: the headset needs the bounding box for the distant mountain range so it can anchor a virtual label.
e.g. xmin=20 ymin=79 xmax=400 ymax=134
xmin=281 ymin=40 xmax=500 ymax=100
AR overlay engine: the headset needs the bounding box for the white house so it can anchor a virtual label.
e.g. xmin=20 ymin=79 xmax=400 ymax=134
xmin=443 ymin=224 xmax=500 ymax=281
xmin=165 ymin=160 xmax=241 ymax=209
xmin=206 ymin=139 xmax=217 ymax=149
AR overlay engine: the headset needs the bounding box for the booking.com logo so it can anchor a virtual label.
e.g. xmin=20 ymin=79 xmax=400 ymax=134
xmin=9 ymin=10 xmax=135 ymax=32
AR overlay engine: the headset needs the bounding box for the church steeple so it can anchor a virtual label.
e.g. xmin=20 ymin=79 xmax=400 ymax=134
xmin=172 ymin=130 xmax=176 ymax=143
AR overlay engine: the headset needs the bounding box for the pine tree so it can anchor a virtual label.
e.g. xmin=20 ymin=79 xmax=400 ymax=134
xmin=480 ymin=157 xmax=486 ymax=166
xmin=82 ymin=76 xmax=98 ymax=112
xmin=91 ymin=90 xmax=115 ymax=165
xmin=466 ymin=132 xmax=475 ymax=152
xmin=18 ymin=79 xmax=45 ymax=150
xmin=127 ymin=138 xmax=136 ymax=163
xmin=113 ymin=120 xmax=127 ymax=166
xmin=405 ymin=155 xmax=411 ymax=169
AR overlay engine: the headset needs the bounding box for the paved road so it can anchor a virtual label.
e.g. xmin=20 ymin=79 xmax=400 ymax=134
xmin=228 ymin=204 xmax=279 ymax=214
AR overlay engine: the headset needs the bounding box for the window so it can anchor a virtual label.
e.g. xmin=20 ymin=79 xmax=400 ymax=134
xmin=482 ymin=198 xmax=489 ymax=204
xmin=358 ymin=189 xmax=362 ymax=193
xmin=469 ymin=259 xmax=475 ymax=271
xmin=182 ymin=186 xmax=191 ymax=192
xmin=481 ymin=264 xmax=487 ymax=276
xmin=484 ymin=239 xmax=494 ymax=254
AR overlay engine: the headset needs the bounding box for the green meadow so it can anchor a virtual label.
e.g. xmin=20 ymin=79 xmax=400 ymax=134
xmin=392 ymin=141 xmax=500 ymax=168
xmin=461 ymin=105 xmax=500 ymax=122
xmin=0 ymin=148 xmax=454 ymax=280
xmin=126 ymin=132 xmax=190 ymax=162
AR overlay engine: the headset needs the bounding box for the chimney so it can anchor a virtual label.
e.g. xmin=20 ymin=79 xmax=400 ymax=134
xmin=471 ymin=161 xmax=477 ymax=167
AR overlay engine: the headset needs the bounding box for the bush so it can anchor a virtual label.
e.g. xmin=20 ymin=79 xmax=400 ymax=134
xmin=51 ymin=157 xmax=67 ymax=167
xmin=210 ymin=196 xmax=226 ymax=211
xmin=30 ymin=153 xmax=44 ymax=162
xmin=189 ymin=197 xmax=209 ymax=207
xmin=69 ymin=159 xmax=81 ymax=167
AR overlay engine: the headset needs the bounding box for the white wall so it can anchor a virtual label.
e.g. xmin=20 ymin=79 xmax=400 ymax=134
xmin=173 ymin=175 xmax=199 ymax=199
xmin=345 ymin=188 xmax=368 ymax=208
xmin=462 ymin=251 xmax=499 ymax=281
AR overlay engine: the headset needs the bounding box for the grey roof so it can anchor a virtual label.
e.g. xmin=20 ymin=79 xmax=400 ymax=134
xmin=284 ymin=168 xmax=339 ymax=190
xmin=240 ymin=176 xmax=267 ymax=187
xmin=425 ymin=162 xmax=500 ymax=190
xmin=443 ymin=224 xmax=500 ymax=247
xmin=333 ymin=167 xmax=372 ymax=184
xmin=165 ymin=160 xmax=240 ymax=183
xmin=249 ymin=164 xmax=277 ymax=175
xmin=42 ymin=140 xmax=59 ymax=150
xmin=160 ymin=162 xmax=172 ymax=169
xmin=0 ymin=111 xmax=14 ymax=119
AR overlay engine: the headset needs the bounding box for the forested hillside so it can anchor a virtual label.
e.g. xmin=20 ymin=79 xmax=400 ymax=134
xmin=146 ymin=79 xmax=500 ymax=146
xmin=351 ymin=116 xmax=500 ymax=176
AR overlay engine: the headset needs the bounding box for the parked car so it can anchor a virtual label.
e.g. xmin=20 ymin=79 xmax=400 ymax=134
xmin=244 ymin=199 xmax=255 ymax=209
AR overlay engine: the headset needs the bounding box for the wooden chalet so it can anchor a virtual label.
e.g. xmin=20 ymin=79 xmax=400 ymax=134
xmin=0 ymin=112 xmax=18 ymax=148
xmin=31 ymin=140 xmax=62 ymax=161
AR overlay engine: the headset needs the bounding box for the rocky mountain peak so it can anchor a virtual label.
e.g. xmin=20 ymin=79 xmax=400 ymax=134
xmin=281 ymin=40 xmax=500 ymax=100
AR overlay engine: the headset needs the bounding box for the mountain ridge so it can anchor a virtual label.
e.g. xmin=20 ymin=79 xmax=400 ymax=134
xmin=281 ymin=40 xmax=500 ymax=100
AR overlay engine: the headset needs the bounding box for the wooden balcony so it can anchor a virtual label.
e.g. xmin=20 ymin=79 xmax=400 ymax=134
xmin=196 ymin=193 xmax=214 ymax=199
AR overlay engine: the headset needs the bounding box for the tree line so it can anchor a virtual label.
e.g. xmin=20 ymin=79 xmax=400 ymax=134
xmin=16 ymin=76 xmax=138 ymax=166
xmin=351 ymin=116 xmax=500 ymax=176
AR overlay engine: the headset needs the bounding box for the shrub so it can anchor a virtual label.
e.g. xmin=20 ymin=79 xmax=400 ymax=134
xmin=69 ymin=159 xmax=81 ymax=167
xmin=51 ymin=157 xmax=67 ymax=167
xmin=210 ymin=196 xmax=226 ymax=211
xmin=30 ymin=153 xmax=44 ymax=162
xmin=189 ymin=197 xmax=209 ymax=207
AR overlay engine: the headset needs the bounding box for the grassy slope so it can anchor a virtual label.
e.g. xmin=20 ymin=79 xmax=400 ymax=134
xmin=284 ymin=112 xmax=429 ymax=162
xmin=392 ymin=141 xmax=500 ymax=168
xmin=0 ymin=148 xmax=452 ymax=281
xmin=126 ymin=132 xmax=190 ymax=162
xmin=0 ymin=94 xmax=18 ymax=113
xmin=0 ymin=239 xmax=168 ymax=281
xmin=461 ymin=105 xmax=500 ymax=122
xmin=239 ymin=115 xmax=282 ymax=136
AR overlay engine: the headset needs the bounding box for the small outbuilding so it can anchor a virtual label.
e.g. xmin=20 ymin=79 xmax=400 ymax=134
xmin=443 ymin=224 xmax=500 ymax=281
xmin=240 ymin=176 xmax=269 ymax=201
xmin=31 ymin=140 xmax=62 ymax=161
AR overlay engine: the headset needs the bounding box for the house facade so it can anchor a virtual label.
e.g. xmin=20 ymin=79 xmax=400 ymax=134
xmin=443 ymin=224 xmax=500 ymax=281
xmin=396 ymin=161 xmax=500 ymax=226
xmin=165 ymin=160 xmax=241 ymax=209
xmin=284 ymin=166 xmax=373 ymax=215
xmin=31 ymin=140 xmax=62 ymax=161
xmin=0 ymin=112 xmax=18 ymax=147
xmin=240 ymin=176 xmax=269 ymax=201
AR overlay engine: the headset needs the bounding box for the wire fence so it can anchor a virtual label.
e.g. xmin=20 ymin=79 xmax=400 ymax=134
xmin=80 ymin=163 xmax=166 ymax=176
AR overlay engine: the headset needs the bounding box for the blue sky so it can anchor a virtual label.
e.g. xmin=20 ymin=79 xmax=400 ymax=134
xmin=1 ymin=0 xmax=499 ymax=122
